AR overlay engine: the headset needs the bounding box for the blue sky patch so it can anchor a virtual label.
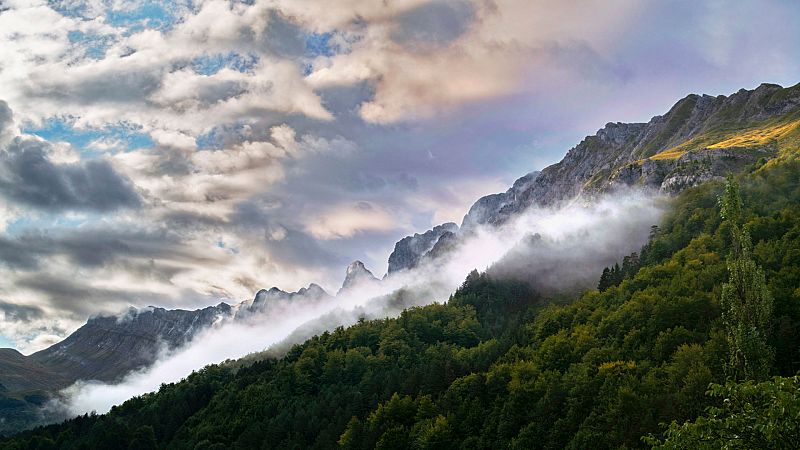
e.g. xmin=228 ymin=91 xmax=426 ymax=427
xmin=68 ymin=30 xmax=116 ymax=59
xmin=106 ymin=1 xmax=181 ymax=32
xmin=0 ymin=335 xmax=13 ymax=348
xmin=305 ymin=32 xmax=336 ymax=58
xmin=192 ymin=52 xmax=260 ymax=75
xmin=24 ymin=118 xmax=155 ymax=156
xmin=195 ymin=123 xmax=251 ymax=150
xmin=5 ymin=213 xmax=99 ymax=238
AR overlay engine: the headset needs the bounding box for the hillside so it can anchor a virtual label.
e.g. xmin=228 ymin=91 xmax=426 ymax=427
xmin=3 ymin=153 xmax=799 ymax=448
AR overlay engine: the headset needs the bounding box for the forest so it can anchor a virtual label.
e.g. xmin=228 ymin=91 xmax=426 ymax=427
xmin=3 ymin=159 xmax=800 ymax=449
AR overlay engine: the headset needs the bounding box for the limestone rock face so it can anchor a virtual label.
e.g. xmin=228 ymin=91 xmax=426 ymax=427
xmin=339 ymin=260 xmax=380 ymax=294
xmin=387 ymin=223 xmax=459 ymax=273
xmin=461 ymin=172 xmax=540 ymax=232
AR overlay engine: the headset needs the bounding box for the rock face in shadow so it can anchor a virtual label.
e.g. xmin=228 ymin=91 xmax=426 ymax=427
xmin=387 ymin=223 xmax=459 ymax=274
xmin=461 ymin=171 xmax=540 ymax=232
xmin=29 ymin=304 xmax=231 ymax=385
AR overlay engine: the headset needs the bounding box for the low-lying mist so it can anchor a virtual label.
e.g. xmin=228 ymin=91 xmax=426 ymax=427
xmin=52 ymin=189 xmax=666 ymax=417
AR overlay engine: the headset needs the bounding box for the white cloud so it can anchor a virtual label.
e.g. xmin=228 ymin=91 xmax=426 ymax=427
xmin=307 ymin=202 xmax=398 ymax=240
xmin=304 ymin=0 xmax=644 ymax=123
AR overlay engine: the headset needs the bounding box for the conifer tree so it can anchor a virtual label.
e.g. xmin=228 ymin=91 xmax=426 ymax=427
xmin=719 ymin=177 xmax=773 ymax=381
xmin=598 ymin=267 xmax=611 ymax=291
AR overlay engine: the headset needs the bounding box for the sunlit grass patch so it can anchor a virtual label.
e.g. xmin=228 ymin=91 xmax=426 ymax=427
xmin=708 ymin=119 xmax=800 ymax=149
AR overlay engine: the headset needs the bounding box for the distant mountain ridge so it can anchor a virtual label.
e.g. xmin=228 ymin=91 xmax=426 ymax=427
xmin=0 ymin=280 xmax=339 ymax=433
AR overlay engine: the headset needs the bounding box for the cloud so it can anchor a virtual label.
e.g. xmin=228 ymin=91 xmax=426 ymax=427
xmin=307 ymin=201 xmax=399 ymax=239
xmin=0 ymin=0 xmax=332 ymax=134
xmin=0 ymin=101 xmax=141 ymax=212
xmin=0 ymin=301 xmax=44 ymax=322
xmin=390 ymin=0 xmax=476 ymax=47
xmin=0 ymin=141 xmax=141 ymax=212
xmin=304 ymin=0 xmax=645 ymax=123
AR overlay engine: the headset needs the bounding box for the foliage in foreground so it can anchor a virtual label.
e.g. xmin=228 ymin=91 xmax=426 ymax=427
xmin=646 ymin=376 xmax=800 ymax=450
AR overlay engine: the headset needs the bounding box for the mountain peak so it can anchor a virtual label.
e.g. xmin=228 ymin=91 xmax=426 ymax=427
xmin=296 ymin=283 xmax=329 ymax=298
xmin=339 ymin=260 xmax=379 ymax=294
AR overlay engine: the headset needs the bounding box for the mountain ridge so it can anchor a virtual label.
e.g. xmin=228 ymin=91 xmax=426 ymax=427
xmin=385 ymin=82 xmax=800 ymax=272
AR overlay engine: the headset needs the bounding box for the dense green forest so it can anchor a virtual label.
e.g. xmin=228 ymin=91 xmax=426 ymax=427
xmin=3 ymin=159 xmax=800 ymax=449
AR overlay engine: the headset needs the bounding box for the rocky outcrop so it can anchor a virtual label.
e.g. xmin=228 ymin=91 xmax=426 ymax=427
xmin=609 ymin=144 xmax=777 ymax=194
xmin=339 ymin=260 xmax=379 ymax=294
xmin=424 ymin=231 xmax=459 ymax=261
xmin=237 ymin=284 xmax=331 ymax=318
xmin=461 ymin=171 xmax=539 ymax=231
xmin=387 ymin=222 xmax=459 ymax=273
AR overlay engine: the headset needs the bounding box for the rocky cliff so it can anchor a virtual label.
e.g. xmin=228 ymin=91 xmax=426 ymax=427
xmin=339 ymin=260 xmax=380 ymax=293
xmin=461 ymin=171 xmax=540 ymax=231
xmin=236 ymin=284 xmax=331 ymax=318
xmin=387 ymin=222 xmax=459 ymax=273
xmin=30 ymin=304 xmax=232 ymax=385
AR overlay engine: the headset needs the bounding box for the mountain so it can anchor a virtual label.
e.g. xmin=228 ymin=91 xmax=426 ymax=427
xmin=387 ymin=222 xmax=459 ymax=273
xmin=0 ymin=304 xmax=230 ymax=435
xmin=3 ymin=81 xmax=800 ymax=438
xmin=29 ymin=304 xmax=231 ymax=385
xmin=0 ymin=282 xmax=336 ymax=435
xmin=485 ymin=82 xmax=800 ymax=218
xmin=339 ymin=260 xmax=379 ymax=293
xmin=0 ymin=349 xmax=68 ymax=394
xmin=5 ymin=157 xmax=799 ymax=448
xmin=3 ymin=282 xmax=335 ymax=391
xmin=394 ymin=82 xmax=800 ymax=269
xmin=460 ymin=171 xmax=540 ymax=231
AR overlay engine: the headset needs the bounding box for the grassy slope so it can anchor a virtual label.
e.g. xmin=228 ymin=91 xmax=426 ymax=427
xmin=649 ymin=109 xmax=800 ymax=161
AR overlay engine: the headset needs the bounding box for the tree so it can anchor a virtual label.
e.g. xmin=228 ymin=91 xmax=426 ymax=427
xmin=598 ymin=267 xmax=612 ymax=291
xmin=718 ymin=177 xmax=773 ymax=381
xmin=128 ymin=426 xmax=157 ymax=450
xmin=645 ymin=376 xmax=800 ymax=449
xmin=622 ymin=252 xmax=640 ymax=279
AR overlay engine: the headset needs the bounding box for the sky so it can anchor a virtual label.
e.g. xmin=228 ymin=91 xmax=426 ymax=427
xmin=0 ymin=0 xmax=799 ymax=353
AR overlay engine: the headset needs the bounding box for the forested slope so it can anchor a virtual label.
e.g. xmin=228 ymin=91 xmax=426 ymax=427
xmin=3 ymin=160 xmax=800 ymax=449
